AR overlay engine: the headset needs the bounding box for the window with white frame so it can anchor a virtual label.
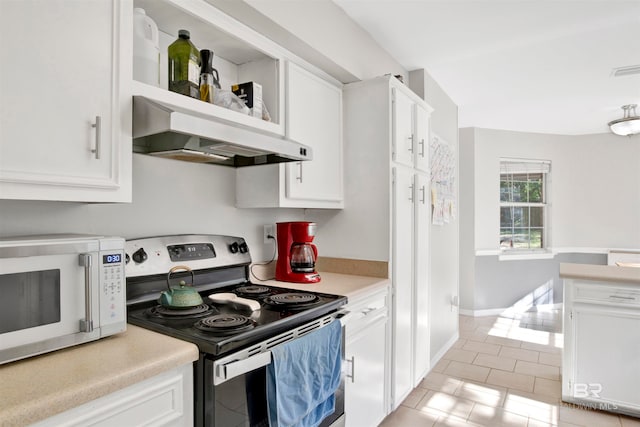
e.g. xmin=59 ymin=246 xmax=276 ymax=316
xmin=499 ymin=159 xmax=550 ymax=250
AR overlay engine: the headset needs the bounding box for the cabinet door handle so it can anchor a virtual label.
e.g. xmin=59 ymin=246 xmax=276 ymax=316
xmin=419 ymin=138 xmax=425 ymax=157
xmin=420 ymin=185 xmax=426 ymax=204
xmin=296 ymin=162 xmax=303 ymax=183
xmin=409 ymin=184 xmax=414 ymax=202
xmin=91 ymin=115 xmax=101 ymax=160
xmin=408 ymin=135 xmax=414 ymax=153
xmin=345 ymin=356 xmax=355 ymax=383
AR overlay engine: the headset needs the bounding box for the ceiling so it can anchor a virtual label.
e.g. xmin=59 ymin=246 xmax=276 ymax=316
xmin=334 ymin=0 xmax=640 ymax=135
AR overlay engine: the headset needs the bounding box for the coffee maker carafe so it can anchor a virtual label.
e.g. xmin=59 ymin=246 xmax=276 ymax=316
xmin=275 ymin=222 xmax=321 ymax=283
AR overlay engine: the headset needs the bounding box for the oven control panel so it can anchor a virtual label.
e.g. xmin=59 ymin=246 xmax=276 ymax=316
xmin=125 ymin=235 xmax=252 ymax=278
xmin=168 ymin=243 xmax=216 ymax=261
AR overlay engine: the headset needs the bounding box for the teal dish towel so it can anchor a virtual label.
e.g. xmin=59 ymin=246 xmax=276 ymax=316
xmin=267 ymin=320 xmax=342 ymax=427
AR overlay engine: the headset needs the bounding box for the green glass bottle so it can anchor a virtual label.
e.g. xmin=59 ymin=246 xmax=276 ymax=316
xmin=168 ymin=30 xmax=200 ymax=99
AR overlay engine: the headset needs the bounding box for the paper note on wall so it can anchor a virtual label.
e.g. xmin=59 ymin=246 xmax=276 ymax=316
xmin=429 ymin=133 xmax=456 ymax=226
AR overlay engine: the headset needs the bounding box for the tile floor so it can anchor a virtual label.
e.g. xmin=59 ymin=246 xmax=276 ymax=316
xmin=379 ymin=306 xmax=640 ymax=427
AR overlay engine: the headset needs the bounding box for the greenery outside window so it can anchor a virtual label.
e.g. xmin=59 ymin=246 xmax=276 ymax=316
xmin=500 ymin=159 xmax=550 ymax=250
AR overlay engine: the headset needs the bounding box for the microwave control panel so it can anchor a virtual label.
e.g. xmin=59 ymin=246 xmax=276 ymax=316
xmin=99 ymin=250 xmax=126 ymax=327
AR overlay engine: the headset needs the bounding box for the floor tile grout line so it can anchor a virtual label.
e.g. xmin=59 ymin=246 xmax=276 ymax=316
xmin=393 ymin=311 xmax=624 ymax=427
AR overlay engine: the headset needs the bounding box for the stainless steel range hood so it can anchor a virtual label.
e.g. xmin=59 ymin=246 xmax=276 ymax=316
xmin=132 ymin=96 xmax=312 ymax=167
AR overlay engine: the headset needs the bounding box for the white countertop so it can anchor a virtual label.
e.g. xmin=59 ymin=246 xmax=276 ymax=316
xmin=0 ymin=325 xmax=199 ymax=426
xmin=560 ymin=263 xmax=640 ymax=285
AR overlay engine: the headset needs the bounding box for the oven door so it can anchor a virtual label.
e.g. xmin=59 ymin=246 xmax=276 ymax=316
xmin=201 ymin=318 xmax=346 ymax=427
xmin=0 ymin=240 xmax=101 ymax=364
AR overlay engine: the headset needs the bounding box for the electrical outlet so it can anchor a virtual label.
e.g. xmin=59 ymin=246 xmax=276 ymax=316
xmin=263 ymin=224 xmax=275 ymax=244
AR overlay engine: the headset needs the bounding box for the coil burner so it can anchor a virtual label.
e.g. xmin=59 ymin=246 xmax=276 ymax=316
xmin=263 ymin=292 xmax=320 ymax=310
xmin=194 ymin=314 xmax=255 ymax=335
xmin=234 ymin=285 xmax=272 ymax=298
xmin=147 ymin=304 xmax=215 ymax=319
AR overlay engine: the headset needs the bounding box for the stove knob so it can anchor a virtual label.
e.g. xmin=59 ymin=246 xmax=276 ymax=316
xmin=239 ymin=242 xmax=249 ymax=254
xmin=229 ymin=242 xmax=239 ymax=254
xmin=132 ymin=248 xmax=148 ymax=264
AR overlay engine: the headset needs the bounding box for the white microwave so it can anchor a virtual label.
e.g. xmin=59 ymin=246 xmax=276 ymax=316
xmin=0 ymin=234 xmax=126 ymax=365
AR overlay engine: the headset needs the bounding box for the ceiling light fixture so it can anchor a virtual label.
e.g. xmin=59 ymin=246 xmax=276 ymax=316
xmin=610 ymin=65 xmax=640 ymax=78
xmin=608 ymin=104 xmax=640 ymax=136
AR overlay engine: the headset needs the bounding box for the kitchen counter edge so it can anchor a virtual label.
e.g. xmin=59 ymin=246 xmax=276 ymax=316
xmin=559 ymin=263 xmax=640 ymax=285
xmin=0 ymin=325 xmax=199 ymax=426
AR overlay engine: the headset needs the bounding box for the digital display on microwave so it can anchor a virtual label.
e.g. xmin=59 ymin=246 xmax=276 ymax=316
xmin=103 ymin=254 xmax=122 ymax=264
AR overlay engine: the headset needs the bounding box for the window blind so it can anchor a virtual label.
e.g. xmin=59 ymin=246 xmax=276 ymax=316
xmin=500 ymin=160 xmax=550 ymax=174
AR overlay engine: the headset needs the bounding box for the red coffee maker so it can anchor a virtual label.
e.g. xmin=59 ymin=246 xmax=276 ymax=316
xmin=275 ymin=222 xmax=321 ymax=283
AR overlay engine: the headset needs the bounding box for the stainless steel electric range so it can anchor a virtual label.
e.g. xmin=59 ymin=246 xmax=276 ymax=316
xmin=125 ymin=235 xmax=347 ymax=427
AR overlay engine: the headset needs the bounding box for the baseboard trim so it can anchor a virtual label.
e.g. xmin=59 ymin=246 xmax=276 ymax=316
xmin=430 ymin=331 xmax=459 ymax=369
xmin=459 ymin=308 xmax=507 ymax=317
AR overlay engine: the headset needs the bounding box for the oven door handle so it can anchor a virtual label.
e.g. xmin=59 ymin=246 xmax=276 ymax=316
xmin=216 ymin=351 xmax=272 ymax=384
xmin=336 ymin=310 xmax=362 ymax=327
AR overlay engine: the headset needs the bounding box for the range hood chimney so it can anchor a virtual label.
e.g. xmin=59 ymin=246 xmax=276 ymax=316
xmin=132 ymin=96 xmax=312 ymax=167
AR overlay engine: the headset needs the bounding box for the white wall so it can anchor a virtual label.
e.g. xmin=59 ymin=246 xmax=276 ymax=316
xmin=458 ymin=128 xmax=476 ymax=311
xmin=207 ymin=0 xmax=406 ymax=84
xmin=0 ymin=154 xmax=306 ymax=262
xmin=459 ymin=127 xmax=640 ymax=312
xmin=417 ymin=71 xmax=460 ymax=361
xmin=471 ymin=128 xmax=640 ymax=251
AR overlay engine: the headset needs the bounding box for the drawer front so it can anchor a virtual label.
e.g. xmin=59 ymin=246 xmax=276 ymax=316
xmin=344 ymin=288 xmax=389 ymax=336
xmin=574 ymin=284 xmax=640 ymax=307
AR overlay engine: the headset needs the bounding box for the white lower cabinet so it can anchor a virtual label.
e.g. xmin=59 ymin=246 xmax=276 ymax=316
xmin=32 ymin=364 xmax=194 ymax=427
xmin=344 ymin=287 xmax=390 ymax=427
xmin=563 ymin=280 xmax=640 ymax=416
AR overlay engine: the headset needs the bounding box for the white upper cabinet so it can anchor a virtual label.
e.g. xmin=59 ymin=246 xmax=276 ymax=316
xmin=0 ymin=0 xmax=132 ymax=202
xmin=393 ymin=89 xmax=415 ymax=168
xmin=414 ymin=104 xmax=430 ymax=173
xmin=392 ymin=87 xmax=432 ymax=172
xmin=284 ymin=62 xmax=343 ymax=203
xmin=236 ymin=62 xmax=343 ymax=209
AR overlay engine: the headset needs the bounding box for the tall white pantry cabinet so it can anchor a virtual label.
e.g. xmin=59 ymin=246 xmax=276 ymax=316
xmin=343 ymin=76 xmax=433 ymax=410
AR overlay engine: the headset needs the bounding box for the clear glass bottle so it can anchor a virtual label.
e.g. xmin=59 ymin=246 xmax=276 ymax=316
xmin=168 ymin=30 xmax=200 ymax=99
xmin=199 ymin=49 xmax=215 ymax=104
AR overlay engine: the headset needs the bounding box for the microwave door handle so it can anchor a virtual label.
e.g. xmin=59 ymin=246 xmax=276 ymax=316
xmin=215 ymin=351 xmax=272 ymax=385
xmin=78 ymin=254 xmax=94 ymax=333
